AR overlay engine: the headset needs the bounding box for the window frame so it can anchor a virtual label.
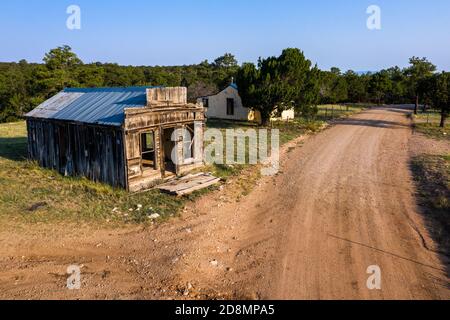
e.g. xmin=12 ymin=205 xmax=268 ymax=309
xmin=140 ymin=131 xmax=156 ymax=170
xmin=183 ymin=125 xmax=195 ymax=164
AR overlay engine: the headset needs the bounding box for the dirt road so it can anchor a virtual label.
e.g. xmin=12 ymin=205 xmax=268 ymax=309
xmin=245 ymin=106 xmax=449 ymax=299
xmin=0 ymin=106 xmax=448 ymax=300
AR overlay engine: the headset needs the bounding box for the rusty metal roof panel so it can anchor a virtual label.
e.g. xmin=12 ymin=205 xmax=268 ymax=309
xmin=25 ymin=87 xmax=157 ymax=126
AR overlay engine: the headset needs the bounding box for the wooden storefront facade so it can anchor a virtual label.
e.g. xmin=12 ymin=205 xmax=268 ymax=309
xmin=26 ymin=87 xmax=205 ymax=192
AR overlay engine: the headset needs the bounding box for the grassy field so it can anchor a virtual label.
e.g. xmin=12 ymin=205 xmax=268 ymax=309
xmin=413 ymin=111 xmax=450 ymax=141
xmin=0 ymin=120 xmax=313 ymax=226
xmin=411 ymin=154 xmax=450 ymax=254
xmin=315 ymin=104 xmax=367 ymax=122
xmin=0 ymin=122 xmax=189 ymax=226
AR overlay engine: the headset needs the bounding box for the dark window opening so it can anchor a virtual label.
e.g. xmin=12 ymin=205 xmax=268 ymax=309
xmin=227 ymin=98 xmax=235 ymax=116
xmin=203 ymin=98 xmax=209 ymax=109
xmin=141 ymin=132 xmax=155 ymax=169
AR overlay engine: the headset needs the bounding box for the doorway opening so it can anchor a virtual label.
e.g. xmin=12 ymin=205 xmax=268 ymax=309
xmin=162 ymin=127 xmax=177 ymax=176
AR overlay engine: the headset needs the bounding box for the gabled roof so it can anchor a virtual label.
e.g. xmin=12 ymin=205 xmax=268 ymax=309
xmin=198 ymin=83 xmax=238 ymax=99
xmin=26 ymin=86 xmax=158 ymax=126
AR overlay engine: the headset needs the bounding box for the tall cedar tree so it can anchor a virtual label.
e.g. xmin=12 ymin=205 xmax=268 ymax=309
xmin=405 ymin=57 xmax=436 ymax=114
xmin=237 ymin=48 xmax=319 ymax=125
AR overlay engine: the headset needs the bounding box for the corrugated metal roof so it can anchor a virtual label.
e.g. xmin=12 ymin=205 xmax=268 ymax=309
xmin=26 ymin=87 xmax=157 ymax=126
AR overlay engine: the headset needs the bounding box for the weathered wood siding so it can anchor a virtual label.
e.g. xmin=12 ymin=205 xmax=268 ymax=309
xmin=147 ymin=87 xmax=187 ymax=106
xmin=123 ymin=107 xmax=205 ymax=192
xmin=124 ymin=108 xmax=205 ymax=132
xmin=27 ymin=119 xmax=126 ymax=188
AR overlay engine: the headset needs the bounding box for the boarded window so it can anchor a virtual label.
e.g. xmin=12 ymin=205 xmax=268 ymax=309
xmin=141 ymin=132 xmax=155 ymax=169
xmin=227 ymin=98 xmax=235 ymax=116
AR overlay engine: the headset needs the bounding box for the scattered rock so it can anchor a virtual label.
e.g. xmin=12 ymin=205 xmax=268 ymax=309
xmin=210 ymin=260 xmax=219 ymax=267
xmin=148 ymin=213 xmax=161 ymax=220
xmin=28 ymin=202 xmax=47 ymax=212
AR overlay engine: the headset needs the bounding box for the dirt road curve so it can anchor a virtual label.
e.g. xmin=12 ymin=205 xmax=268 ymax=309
xmin=0 ymin=106 xmax=448 ymax=300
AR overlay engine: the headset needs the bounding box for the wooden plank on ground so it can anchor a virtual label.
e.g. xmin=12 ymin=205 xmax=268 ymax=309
xmin=176 ymin=178 xmax=221 ymax=196
xmin=170 ymin=176 xmax=219 ymax=193
xmin=157 ymin=173 xmax=220 ymax=196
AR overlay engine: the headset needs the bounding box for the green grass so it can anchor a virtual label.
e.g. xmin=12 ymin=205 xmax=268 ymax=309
xmin=411 ymin=154 xmax=450 ymax=255
xmin=413 ymin=111 xmax=450 ymax=141
xmin=315 ymin=104 xmax=367 ymax=122
xmin=204 ymin=117 xmax=324 ymax=176
xmin=273 ymin=118 xmax=324 ymax=145
xmin=414 ymin=110 xmax=443 ymax=123
xmin=415 ymin=123 xmax=450 ymax=141
xmin=0 ymin=122 xmax=189 ymax=226
xmin=0 ymin=121 xmax=28 ymax=160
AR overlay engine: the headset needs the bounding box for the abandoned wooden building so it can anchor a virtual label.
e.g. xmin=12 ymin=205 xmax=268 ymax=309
xmin=25 ymin=87 xmax=205 ymax=192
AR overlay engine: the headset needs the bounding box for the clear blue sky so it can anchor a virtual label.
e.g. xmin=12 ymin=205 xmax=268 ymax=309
xmin=0 ymin=0 xmax=449 ymax=71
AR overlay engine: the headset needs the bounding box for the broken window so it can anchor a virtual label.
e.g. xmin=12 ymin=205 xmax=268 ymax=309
xmin=183 ymin=125 xmax=195 ymax=163
xmin=141 ymin=132 xmax=155 ymax=169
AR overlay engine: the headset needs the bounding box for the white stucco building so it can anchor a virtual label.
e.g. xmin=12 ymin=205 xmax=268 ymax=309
xmin=197 ymin=83 xmax=250 ymax=121
xmin=197 ymin=83 xmax=295 ymax=123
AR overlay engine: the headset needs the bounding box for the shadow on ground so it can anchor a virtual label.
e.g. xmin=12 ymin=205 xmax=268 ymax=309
xmin=409 ymin=155 xmax=450 ymax=284
xmin=333 ymin=118 xmax=409 ymax=129
xmin=0 ymin=137 xmax=28 ymax=161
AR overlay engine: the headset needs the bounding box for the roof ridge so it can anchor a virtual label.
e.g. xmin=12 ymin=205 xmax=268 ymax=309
xmin=63 ymin=86 xmax=161 ymax=93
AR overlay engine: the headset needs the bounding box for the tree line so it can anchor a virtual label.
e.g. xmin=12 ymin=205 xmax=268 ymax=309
xmin=0 ymin=46 xmax=238 ymax=123
xmin=0 ymin=46 xmax=448 ymax=126
xmin=237 ymin=49 xmax=448 ymax=126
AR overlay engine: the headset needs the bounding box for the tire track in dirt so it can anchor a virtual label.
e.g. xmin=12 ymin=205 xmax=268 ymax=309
xmin=182 ymin=106 xmax=449 ymax=300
